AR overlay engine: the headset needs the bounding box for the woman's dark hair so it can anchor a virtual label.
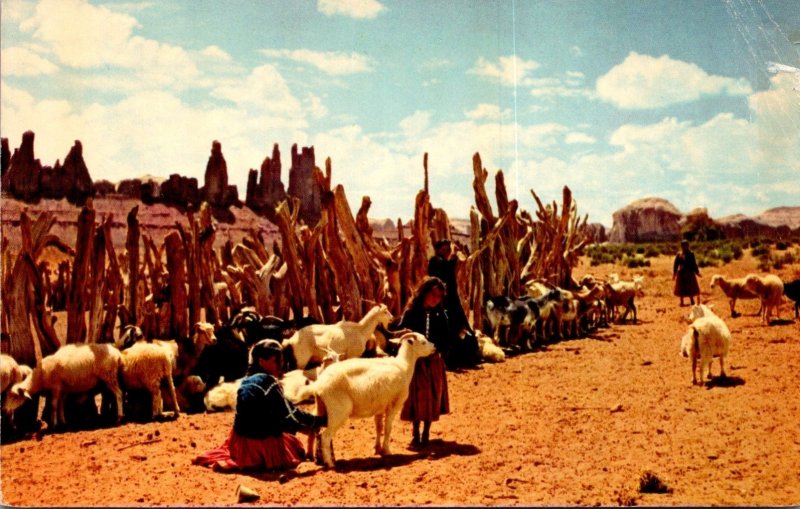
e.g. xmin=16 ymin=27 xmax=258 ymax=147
xmin=434 ymin=239 xmax=451 ymax=250
xmin=247 ymin=339 xmax=283 ymax=375
xmin=402 ymin=276 xmax=446 ymax=315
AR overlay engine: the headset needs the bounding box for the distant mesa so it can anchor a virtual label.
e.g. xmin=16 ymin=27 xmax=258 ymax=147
xmin=0 ymin=131 xmax=325 ymax=226
xmin=608 ymin=197 xmax=682 ymax=243
xmin=609 ymin=197 xmax=800 ymax=242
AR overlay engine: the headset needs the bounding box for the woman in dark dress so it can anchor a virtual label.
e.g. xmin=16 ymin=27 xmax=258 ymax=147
xmin=398 ymin=276 xmax=451 ymax=449
xmin=428 ymin=239 xmax=480 ymax=368
xmin=673 ymin=240 xmax=701 ymax=306
xmin=192 ymin=339 xmax=326 ymax=472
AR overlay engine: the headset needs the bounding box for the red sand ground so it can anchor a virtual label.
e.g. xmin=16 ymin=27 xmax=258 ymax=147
xmin=1 ymin=253 xmax=799 ymax=506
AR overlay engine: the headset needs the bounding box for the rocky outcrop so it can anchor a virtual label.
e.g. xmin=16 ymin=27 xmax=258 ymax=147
xmin=161 ymin=174 xmax=200 ymax=211
xmin=680 ymin=207 xmax=724 ymax=241
xmin=756 ymin=207 xmax=800 ymax=230
xmin=717 ymin=214 xmax=794 ymax=240
xmin=2 ymin=134 xmax=93 ymax=205
xmin=2 ymin=131 xmax=43 ymax=202
xmin=93 ymin=180 xmax=116 ymax=196
xmin=1 ymin=138 xmax=9 ymax=178
xmin=585 ymin=223 xmax=607 ymax=243
xmin=246 ymin=144 xmax=286 ymax=220
xmin=117 ymin=179 xmax=143 ymax=199
xmin=608 ymin=197 xmax=682 ymax=243
xmin=287 ymin=144 xmax=322 ymax=225
xmin=200 ymin=140 xmax=238 ymax=209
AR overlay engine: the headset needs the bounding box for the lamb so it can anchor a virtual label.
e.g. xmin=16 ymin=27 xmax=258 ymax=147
xmin=281 ymin=350 xmax=341 ymax=405
xmin=710 ymin=274 xmax=761 ymax=318
xmin=1 ymin=354 xmax=30 ymax=395
xmin=119 ymin=339 xmax=181 ymax=420
xmin=4 ymin=343 xmax=124 ymax=428
xmin=282 ymin=304 xmax=393 ymax=370
xmin=783 ymin=278 xmax=800 ymax=318
xmin=606 ymin=276 xmax=644 ymax=323
xmin=743 ymin=274 xmax=785 ymax=324
xmin=475 ymin=331 xmax=505 ymax=363
xmin=680 ymin=305 xmax=732 ymax=386
xmin=204 ymin=378 xmax=240 ymax=413
xmin=1 ymin=354 xmax=33 ymax=426
xmin=295 ymin=332 xmax=436 ymax=469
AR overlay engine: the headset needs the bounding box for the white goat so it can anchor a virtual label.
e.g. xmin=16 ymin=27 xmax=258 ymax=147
xmin=743 ymin=274 xmax=785 ymax=324
xmin=295 ymin=332 xmax=436 ymax=469
xmin=119 ymin=340 xmax=181 ymax=420
xmin=680 ymin=305 xmax=732 ymax=386
xmin=204 ymin=378 xmax=241 ymax=413
xmin=4 ymin=344 xmax=124 ymax=428
xmin=1 ymin=354 xmax=32 ymax=421
xmin=282 ymin=304 xmax=393 ymax=370
xmin=607 ymin=276 xmax=644 ymax=323
xmin=710 ymin=274 xmax=760 ymax=318
xmin=475 ymin=331 xmax=505 ymax=363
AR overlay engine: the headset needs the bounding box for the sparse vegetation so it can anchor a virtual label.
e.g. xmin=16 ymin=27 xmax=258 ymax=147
xmin=586 ymin=237 xmax=796 ymax=268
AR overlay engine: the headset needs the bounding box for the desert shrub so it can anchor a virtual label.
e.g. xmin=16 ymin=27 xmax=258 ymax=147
xmin=644 ymin=245 xmax=661 ymax=258
xmin=697 ymin=255 xmax=718 ymax=268
xmin=776 ymin=241 xmax=789 ymax=251
xmin=751 ymin=244 xmax=771 ymax=257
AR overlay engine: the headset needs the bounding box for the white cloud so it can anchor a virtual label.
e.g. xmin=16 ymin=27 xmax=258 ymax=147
xmin=2 ymin=46 xmax=58 ymax=76
xmin=317 ymin=0 xmax=385 ymax=19
xmin=399 ymin=110 xmax=431 ymax=137
xmin=469 ymin=55 xmax=540 ymax=87
xmin=201 ymin=45 xmax=232 ymax=61
xmin=565 ymin=132 xmax=596 ymax=145
xmin=465 ymin=104 xmax=511 ymax=121
xmin=260 ymin=48 xmax=373 ymax=75
xmin=570 ymin=46 xmax=583 ymax=58
xmin=210 ymin=65 xmax=305 ymax=121
xmin=596 ymin=52 xmax=753 ymax=109
xmin=18 ymin=0 xmax=198 ymax=85
xmin=2 ymin=0 xmax=35 ymax=22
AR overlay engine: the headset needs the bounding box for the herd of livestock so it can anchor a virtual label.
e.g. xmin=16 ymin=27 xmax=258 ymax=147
xmin=1 ymin=265 xmax=798 ymax=462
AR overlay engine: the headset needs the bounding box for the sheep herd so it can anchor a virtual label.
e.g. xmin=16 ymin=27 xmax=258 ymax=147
xmin=0 ymin=269 xmax=798 ymax=468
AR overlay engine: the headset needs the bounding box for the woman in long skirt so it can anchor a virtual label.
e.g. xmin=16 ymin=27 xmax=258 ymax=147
xmin=397 ymin=277 xmax=452 ymax=449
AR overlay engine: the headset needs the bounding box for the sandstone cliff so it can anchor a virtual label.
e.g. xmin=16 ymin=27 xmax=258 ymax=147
xmin=608 ymin=197 xmax=682 ymax=243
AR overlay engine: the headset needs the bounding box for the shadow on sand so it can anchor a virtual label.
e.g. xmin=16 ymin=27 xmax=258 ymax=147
xmin=704 ymin=375 xmax=745 ymax=389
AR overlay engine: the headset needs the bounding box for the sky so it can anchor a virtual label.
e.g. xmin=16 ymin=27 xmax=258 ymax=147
xmin=1 ymin=0 xmax=799 ymax=227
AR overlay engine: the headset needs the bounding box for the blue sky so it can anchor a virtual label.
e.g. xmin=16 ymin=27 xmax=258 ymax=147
xmin=2 ymin=0 xmax=798 ymax=227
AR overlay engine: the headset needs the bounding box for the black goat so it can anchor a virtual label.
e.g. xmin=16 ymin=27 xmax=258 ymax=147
xmin=784 ymin=279 xmax=800 ymax=318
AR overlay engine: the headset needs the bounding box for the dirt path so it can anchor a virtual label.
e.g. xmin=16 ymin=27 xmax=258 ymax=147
xmin=2 ymin=254 xmax=799 ymax=506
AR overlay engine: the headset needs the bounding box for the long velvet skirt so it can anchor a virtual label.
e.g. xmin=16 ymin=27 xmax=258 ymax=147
xmin=401 ymin=352 xmax=450 ymax=422
xmin=674 ymin=271 xmax=700 ymax=297
xmin=192 ymin=429 xmax=305 ymax=472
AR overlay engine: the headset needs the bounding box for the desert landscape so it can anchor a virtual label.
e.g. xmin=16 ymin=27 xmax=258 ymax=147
xmin=1 ymin=250 xmax=798 ymax=507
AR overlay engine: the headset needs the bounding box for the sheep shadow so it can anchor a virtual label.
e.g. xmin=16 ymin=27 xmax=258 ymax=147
xmin=704 ymin=375 xmax=745 ymax=389
xmin=327 ymin=439 xmax=480 ymax=473
xmin=768 ymin=318 xmax=795 ymax=326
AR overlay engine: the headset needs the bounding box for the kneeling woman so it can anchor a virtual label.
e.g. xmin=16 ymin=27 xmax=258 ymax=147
xmin=193 ymin=339 xmax=327 ymax=472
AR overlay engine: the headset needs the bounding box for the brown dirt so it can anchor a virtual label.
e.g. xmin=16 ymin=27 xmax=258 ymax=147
xmin=2 ymin=253 xmax=799 ymax=506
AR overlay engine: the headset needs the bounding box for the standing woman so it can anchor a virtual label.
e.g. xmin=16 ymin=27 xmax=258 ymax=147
xmin=192 ymin=339 xmax=326 ymax=472
xmin=673 ymin=239 xmax=701 ymax=306
xmin=398 ymin=276 xmax=451 ymax=449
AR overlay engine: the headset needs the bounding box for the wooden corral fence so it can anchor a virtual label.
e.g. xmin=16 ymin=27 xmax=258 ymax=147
xmin=0 ymin=152 xmax=588 ymax=367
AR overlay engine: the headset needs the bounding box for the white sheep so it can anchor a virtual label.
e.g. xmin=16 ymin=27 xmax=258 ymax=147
xmin=1 ymin=354 xmax=33 ymax=424
xmin=710 ymin=274 xmax=761 ymax=318
xmin=606 ymin=276 xmax=644 ymax=323
xmin=119 ymin=339 xmax=181 ymax=420
xmin=204 ymin=377 xmax=240 ymax=413
xmin=295 ymin=332 xmax=436 ymax=469
xmin=680 ymin=305 xmax=732 ymax=386
xmin=4 ymin=343 xmax=124 ymax=428
xmin=475 ymin=331 xmax=505 ymax=363
xmin=743 ymin=274 xmax=785 ymax=324
xmin=282 ymin=304 xmax=393 ymax=370
xmin=281 ymin=350 xmax=341 ymax=405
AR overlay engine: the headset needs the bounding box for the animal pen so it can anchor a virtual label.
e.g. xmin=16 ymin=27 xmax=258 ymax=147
xmin=1 ymin=152 xmax=589 ymax=369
